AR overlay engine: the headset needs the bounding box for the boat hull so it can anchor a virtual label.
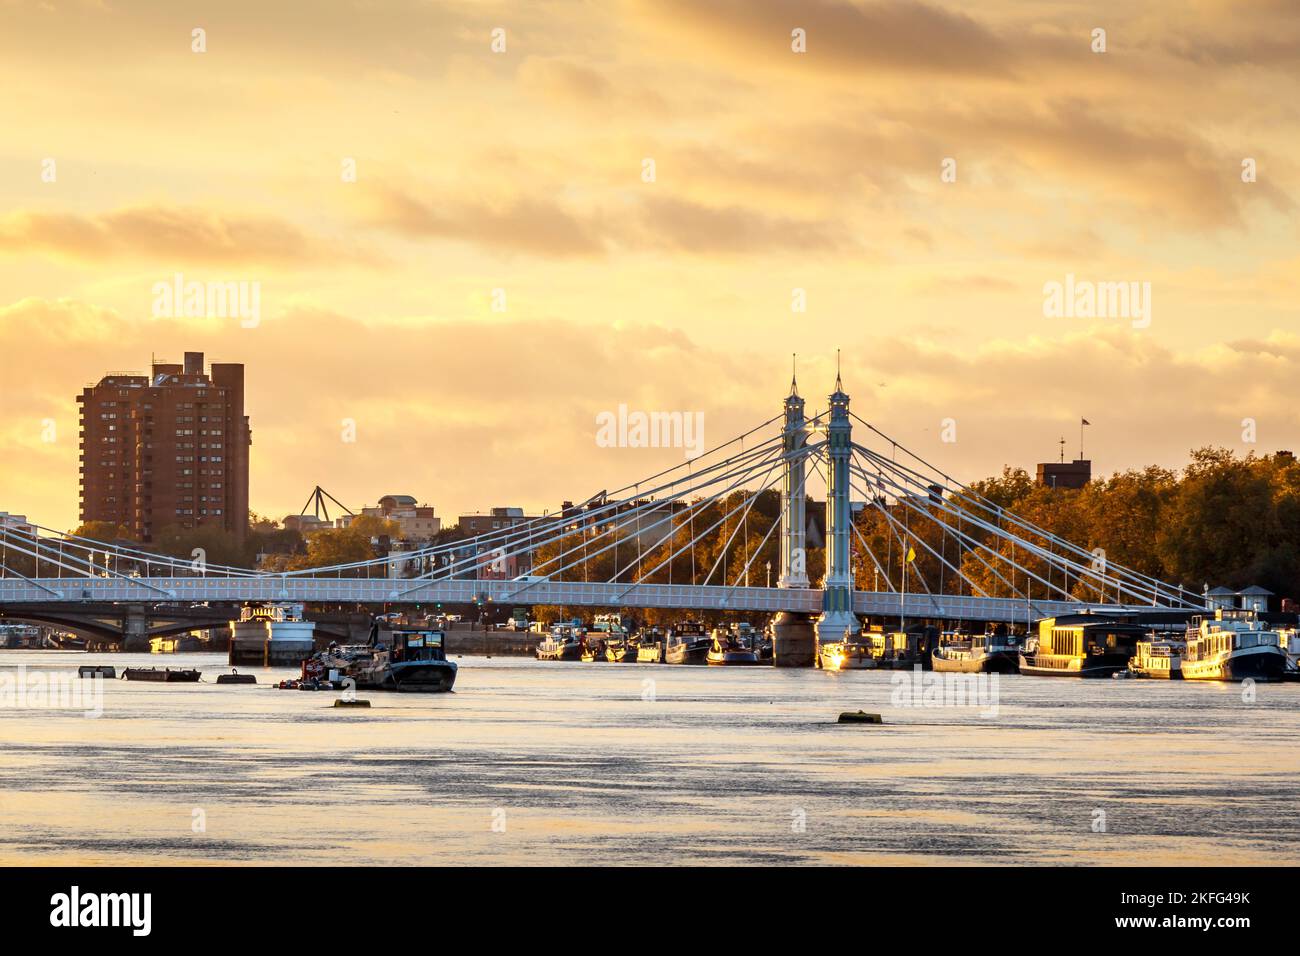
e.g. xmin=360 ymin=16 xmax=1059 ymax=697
xmin=707 ymin=650 xmax=760 ymax=665
xmin=1182 ymin=646 xmax=1287 ymax=682
xmin=122 ymin=667 xmax=201 ymax=683
xmin=387 ymin=660 xmax=458 ymax=692
xmin=536 ymin=642 xmax=583 ymax=661
xmin=665 ymin=643 xmax=709 ymax=665
xmin=1018 ymin=652 xmax=1130 ymax=678
xmin=931 ymin=650 xmax=1019 ymax=674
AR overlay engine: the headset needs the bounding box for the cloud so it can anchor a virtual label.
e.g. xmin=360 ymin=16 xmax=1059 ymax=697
xmin=637 ymin=0 xmax=1021 ymax=79
xmin=0 ymin=206 xmax=373 ymax=269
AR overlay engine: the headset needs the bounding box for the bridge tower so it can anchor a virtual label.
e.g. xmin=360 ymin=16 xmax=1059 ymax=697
xmin=778 ymin=371 xmax=810 ymax=589
xmin=814 ymin=373 xmax=859 ymax=646
xmin=771 ymin=368 xmax=816 ymax=666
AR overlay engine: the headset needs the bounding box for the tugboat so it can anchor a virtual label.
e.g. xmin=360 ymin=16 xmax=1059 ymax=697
xmin=1182 ymin=610 xmax=1287 ymax=682
xmin=636 ymin=626 xmax=666 ymax=663
xmin=707 ymin=625 xmax=760 ymax=665
xmin=664 ymin=621 xmax=710 ymax=665
xmin=303 ymin=617 xmax=458 ymax=692
xmin=536 ymin=623 xmax=584 ymax=661
xmin=1128 ymin=633 xmax=1185 ymax=679
xmin=1019 ymin=614 xmax=1145 ymax=677
xmin=931 ymin=626 xmax=1022 ymax=674
xmin=817 ymin=628 xmax=876 ymax=670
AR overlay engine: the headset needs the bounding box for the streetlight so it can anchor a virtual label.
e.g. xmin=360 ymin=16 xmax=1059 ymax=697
xmin=765 ymin=560 xmax=771 ymax=588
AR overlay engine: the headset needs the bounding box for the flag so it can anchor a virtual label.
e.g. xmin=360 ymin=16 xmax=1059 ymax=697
xmin=1081 ymin=418 xmax=1091 ymax=426
xmin=906 ymin=546 xmax=916 ymax=563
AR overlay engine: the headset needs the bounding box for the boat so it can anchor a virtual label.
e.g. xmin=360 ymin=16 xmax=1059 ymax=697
xmin=1018 ymin=615 xmax=1145 ymax=677
xmin=664 ymin=621 xmax=710 ymax=665
xmin=536 ymin=623 xmax=584 ymax=661
xmin=1127 ymin=634 xmax=1184 ymax=679
xmin=931 ymin=626 xmax=1022 ymax=674
xmin=867 ymin=625 xmax=940 ymax=670
xmin=78 ymin=665 xmax=116 ymax=679
xmin=121 ymin=667 xmax=201 ymax=683
xmin=303 ymin=617 xmax=457 ymax=692
xmin=817 ymin=630 xmax=877 ymax=670
xmin=707 ymin=625 xmax=760 ymax=665
xmin=635 ymin=627 xmax=666 ymax=663
xmin=604 ymin=632 xmax=640 ymax=662
xmin=579 ymin=634 xmax=607 ymax=662
xmin=1181 ymin=610 xmax=1287 ymax=682
xmin=1276 ymin=627 xmax=1300 ymax=680
xmin=229 ymin=602 xmax=316 ymax=666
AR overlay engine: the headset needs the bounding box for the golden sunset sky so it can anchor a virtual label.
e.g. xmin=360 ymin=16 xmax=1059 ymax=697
xmin=1 ymin=0 xmax=1297 ymax=531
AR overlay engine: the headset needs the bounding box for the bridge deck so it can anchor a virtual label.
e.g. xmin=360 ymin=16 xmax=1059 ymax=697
xmin=0 ymin=577 xmax=1157 ymax=623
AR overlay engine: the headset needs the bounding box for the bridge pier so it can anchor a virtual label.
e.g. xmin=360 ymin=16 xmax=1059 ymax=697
xmin=121 ymin=605 xmax=151 ymax=653
xmin=771 ymin=611 xmax=815 ymax=667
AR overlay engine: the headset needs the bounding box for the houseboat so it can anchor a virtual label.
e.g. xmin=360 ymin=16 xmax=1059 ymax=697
xmin=665 ymin=621 xmax=711 ymax=665
xmin=301 ymin=617 xmax=457 ymax=692
xmin=1181 ymin=610 xmax=1287 ymax=682
xmin=931 ymin=627 xmax=1022 ymax=674
xmin=536 ymin=623 xmax=584 ymax=661
xmin=1127 ymin=634 xmax=1184 ymax=679
xmin=229 ymin=603 xmax=317 ymax=666
xmin=1019 ymin=615 xmax=1145 ymax=677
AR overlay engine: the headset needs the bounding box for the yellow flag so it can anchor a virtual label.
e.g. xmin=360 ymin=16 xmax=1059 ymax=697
xmin=906 ymin=546 xmax=916 ymax=563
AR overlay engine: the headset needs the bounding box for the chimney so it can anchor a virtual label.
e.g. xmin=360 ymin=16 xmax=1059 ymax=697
xmin=184 ymin=351 xmax=204 ymax=376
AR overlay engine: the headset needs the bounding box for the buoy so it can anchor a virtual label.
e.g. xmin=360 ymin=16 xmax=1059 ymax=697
xmin=838 ymin=711 xmax=883 ymax=724
xmin=334 ymin=699 xmax=371 ymax=708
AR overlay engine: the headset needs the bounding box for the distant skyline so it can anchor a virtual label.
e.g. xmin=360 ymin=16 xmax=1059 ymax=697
xmin=2 ymin=1 xmax=1297 ymax=532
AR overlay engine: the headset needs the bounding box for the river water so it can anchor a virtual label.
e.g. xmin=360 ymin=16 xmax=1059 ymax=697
xmin=0 ymin=650 xmax=1296 ymax=866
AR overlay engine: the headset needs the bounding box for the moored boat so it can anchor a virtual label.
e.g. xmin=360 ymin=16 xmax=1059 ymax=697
xmin=706 ymin=625 xmax=759 ymax=665
xmin=1018 ymin=615 xmax=1145 ymax=677
xmin=1181 ymin=610 xmax=1287 ymax=682
xmin=868 ymin=626 xmax=939 ymax=670
xmin=635 ymin=627 xmax=666 ymax=663
xmin=121 ymin=666 xmax=201 ymax=683
xmin=536 ymin=623 xmax=584 ymax=661
xmin=817 ymin=630 xmax=876 ymax=670
xmin=931 ymin=627 xmax=1022 ymax=674
xmin=304 ymin=617 xmax=457 ymax=692
xmin=664 ymin=621 xmax=710 ymax=664
xmin=1128 ymin=634 xmax=1184 ymax=679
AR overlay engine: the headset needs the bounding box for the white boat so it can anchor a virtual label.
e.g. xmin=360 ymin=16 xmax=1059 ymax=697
xmin=1181 ymin=610 xmax=1287 ymax=682
xmin=1128 ymin=634 xmax=1184 ymax=679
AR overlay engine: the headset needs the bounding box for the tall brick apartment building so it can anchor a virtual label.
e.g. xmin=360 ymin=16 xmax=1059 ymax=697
xmin=77 ymin=351 xmax=251 ymax=545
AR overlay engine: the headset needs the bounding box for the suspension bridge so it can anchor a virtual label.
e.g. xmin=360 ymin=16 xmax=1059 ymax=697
xmin=1 ymin=374 xmax=1206 ymax=661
